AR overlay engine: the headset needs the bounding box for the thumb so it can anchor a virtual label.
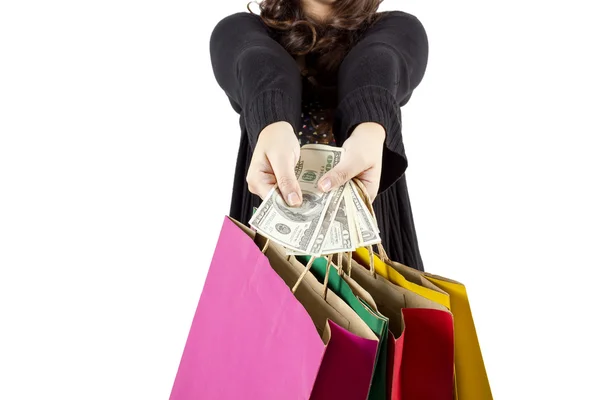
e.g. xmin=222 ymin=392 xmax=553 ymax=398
xmin=270 ymin=156 xmax=302 ymax=207
xmin=318 ymin=158 xmax=363 ymax=192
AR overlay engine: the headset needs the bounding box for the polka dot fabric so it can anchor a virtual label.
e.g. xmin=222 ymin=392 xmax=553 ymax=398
xmin=297 ymin=99 xmax=335 ymax=146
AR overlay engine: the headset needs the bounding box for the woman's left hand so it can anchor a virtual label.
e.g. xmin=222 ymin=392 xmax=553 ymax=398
xmin=318 ymin=122 xmax=385 ymax=202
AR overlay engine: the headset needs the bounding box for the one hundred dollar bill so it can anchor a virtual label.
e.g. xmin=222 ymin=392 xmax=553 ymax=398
xmin=319 ymin=185 xmax=359 ymax=254
xmin=279 ymin=179 xmax=381 ymax=255
xmin=309 ymin=182 xmax=346 ymax=254
xmin=348 ymin=180 xmax=381 ymax=247
xmin=249 ymin=144 xmax=345 ymax=255
xmin=343 ymin=183 xmax=362 ymax=245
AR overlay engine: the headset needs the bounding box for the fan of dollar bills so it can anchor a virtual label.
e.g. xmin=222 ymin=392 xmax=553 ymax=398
xmin=249 ymin=144 xmax=382 ymax=256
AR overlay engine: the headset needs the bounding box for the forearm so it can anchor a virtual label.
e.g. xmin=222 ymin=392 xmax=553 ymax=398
xmin=335 ymin=11 xmax=428 ymax=192
xmin=209 ymin=12 xmax=302 ymax=147
xmin=336 ymin=11 xmax=428 ymax=141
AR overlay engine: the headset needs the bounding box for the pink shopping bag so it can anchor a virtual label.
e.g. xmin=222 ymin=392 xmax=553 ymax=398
xmin=169 ymin=216 xmax=378 ymax=400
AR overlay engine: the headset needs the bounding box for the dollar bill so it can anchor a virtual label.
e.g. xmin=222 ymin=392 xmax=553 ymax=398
xmin=318 ymin=186 xmax=358 ymax=254
xmin=343 ymin=183 xmax=363 ymax=244
xmin=280 ymin=179 xmax=381 ymax=255
xmin=249 ymin=144 xmax=344 ymax=255
xmin=309 ymin=182 xmax=346 ymax=254
xmin=348 ymin=180 xmax=381 ymax=246
xmin=286 ymin=179 xmax=381 ymax=255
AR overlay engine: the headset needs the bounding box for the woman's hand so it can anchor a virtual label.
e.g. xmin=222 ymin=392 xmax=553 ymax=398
xmin=247 ymin=121 xmax=303 ymax=206
xmin=318 ymin=122 xmax=385 ymax=202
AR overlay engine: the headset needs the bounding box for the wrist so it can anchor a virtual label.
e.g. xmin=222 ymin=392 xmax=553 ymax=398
xmin=352 ymin=122 xmax=386 ymax=143
xmin=259 ymin=121 xmax=295 ymax=140
xmin=262 ymin=121 xmax=294 ymax=133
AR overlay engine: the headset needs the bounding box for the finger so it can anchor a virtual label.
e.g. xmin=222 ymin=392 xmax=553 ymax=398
xmin=269 ymin=155 xmax=302 ymax=207
xmin=365 ymin=183 xmax=379 ymax=204
xmin=318 ymin=157 xmax=364 ymax=192
xmin=246 ymin=170 xmax=276 ymax=200
xmin=354 ymin=172 xmax=380 ymax=203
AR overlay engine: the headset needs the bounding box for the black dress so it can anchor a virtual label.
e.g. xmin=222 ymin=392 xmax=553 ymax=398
xmin=210 ymin=11 xmax=428 ymax=271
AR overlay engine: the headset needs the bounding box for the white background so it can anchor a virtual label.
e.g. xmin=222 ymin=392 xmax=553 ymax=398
xmin=1 ymin=0 xmax=599 ymax=399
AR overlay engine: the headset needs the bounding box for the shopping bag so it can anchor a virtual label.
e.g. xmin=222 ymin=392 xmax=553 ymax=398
xmin=346 ymin=257 xmax=455 ymax=400
xmin=169 ymin=216 xmax=378 ymax=400
xmin=351 ymin=179 xmax=492 ymax=400
xmin=260 ymin=236 xmax=380 ymax=400
xmin=297 ymin=255 xmax=389 ymax=400
xmin=423 ymin=274 xmax=492 ymax=400
xmin=355 ymin=249 xmax=493 ymax=400
xmin=353 ymin=247 xmax=457 ymax=399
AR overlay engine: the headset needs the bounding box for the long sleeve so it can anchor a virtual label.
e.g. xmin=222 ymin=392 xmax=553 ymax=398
xmin=209 ymin=12 xmax=302 ymax=149
xmin=335 ymin=11 xmax=429 ymax=192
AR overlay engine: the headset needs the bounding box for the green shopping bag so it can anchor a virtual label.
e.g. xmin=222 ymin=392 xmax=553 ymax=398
xmin=296 ymin=255 xmax=389 ymax=400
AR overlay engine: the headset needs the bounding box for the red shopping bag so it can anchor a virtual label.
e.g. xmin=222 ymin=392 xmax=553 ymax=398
xmin=347 ymin=257 xmax=455 ymax=400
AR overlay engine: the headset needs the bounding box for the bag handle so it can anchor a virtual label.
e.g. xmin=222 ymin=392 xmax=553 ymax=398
xmin=292 ymin=253 xmax=334 ymax=299
xmin=259 ymin=238 xmax=335 ymax=300
xmin=350 ymin=178 xmax=391 ymax=272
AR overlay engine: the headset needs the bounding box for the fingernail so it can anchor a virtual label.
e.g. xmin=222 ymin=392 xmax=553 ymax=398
xmin=320 ymin=178 xmax=331 ymax=192
xmin=288 ymin=192 xmax=301 ymax=206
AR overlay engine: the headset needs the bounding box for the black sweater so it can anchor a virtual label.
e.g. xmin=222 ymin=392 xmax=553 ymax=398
xmin=209 ymin=10 xmax=429 ymax=270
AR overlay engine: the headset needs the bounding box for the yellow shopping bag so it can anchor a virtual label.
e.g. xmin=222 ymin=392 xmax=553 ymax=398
xmin=424 ymin=274 xmax=492 ymax=400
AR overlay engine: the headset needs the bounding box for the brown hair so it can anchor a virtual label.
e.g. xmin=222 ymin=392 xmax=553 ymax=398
xmin=249 ymin=0 xmax=383 ymax=76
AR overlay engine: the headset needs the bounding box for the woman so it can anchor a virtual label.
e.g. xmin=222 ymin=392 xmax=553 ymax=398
xmin=209 ymin=0 xmax=428 ymax=270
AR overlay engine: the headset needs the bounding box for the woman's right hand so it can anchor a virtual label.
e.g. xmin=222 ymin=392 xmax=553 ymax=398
xmin=247 ymin=121 xmax=303 ymax=207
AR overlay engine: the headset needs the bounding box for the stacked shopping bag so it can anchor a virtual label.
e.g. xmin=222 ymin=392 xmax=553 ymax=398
xmin=168 ymin=216 xmax=493 ymax=399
